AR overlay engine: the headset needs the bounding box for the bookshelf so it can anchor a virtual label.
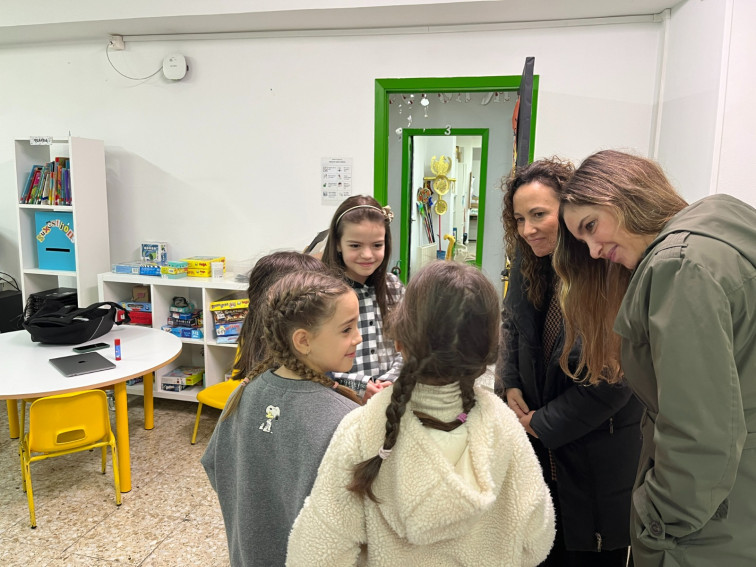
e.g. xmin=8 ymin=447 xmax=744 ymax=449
xmin=98 ymin=272 xmax=247 ymax=402
xmin=14 ymin=137 xmax=110 ymax=307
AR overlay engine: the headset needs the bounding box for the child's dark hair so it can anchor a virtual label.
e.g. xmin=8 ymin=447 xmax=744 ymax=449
xmin=347 ymin=262 xmax=500 ymax=501
xmin=321 ymin=195 xmax=398 ymax=316
xmin=233 ymin=251 xmax=323 ymax=379
xmin=224 ymin=271 xmax=362 ymax=418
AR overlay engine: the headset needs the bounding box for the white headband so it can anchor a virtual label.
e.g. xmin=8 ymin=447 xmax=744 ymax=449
xmin=336 ymin=204 xmax=394 ymax=226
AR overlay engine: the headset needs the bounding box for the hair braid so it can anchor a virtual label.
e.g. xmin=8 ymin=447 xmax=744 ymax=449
xmin=348 ymin=358 xmax=422 ymax=502
xmin=349 ymin=262 xmax=500 ymax=502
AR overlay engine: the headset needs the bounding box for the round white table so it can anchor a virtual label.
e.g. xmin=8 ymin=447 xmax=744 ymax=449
xmin=0 ymin=325 xmax=182 ymax=492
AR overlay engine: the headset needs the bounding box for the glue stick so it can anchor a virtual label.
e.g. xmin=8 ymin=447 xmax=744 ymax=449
xmin=115 ymin=338 xmax=122 ymax=361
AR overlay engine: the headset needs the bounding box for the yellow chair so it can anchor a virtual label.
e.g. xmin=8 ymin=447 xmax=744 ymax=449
xmin=20 ymin=390 xmax=121 ymax=528
xmin=191 ymin=379 xmax=242 ymax=444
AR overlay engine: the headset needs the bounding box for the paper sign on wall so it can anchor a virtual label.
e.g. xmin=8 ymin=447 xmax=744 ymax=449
xmin=321 ymin=157 xmax=353 ymax=205
xmin=30 ymin=136 xmax=53 ymax=145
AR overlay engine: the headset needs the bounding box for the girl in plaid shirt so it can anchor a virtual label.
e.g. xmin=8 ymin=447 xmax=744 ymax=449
xmin=322 ymin=195 xmax=405 ymax=401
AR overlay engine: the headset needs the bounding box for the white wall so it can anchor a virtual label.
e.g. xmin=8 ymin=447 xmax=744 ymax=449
xmin=0 ymin=21 xmax=661 ymax=287
xmin=655 ymin=0 xmax=728 ymax=204
xmin=715 ymin=0 xmax=756 ymax=207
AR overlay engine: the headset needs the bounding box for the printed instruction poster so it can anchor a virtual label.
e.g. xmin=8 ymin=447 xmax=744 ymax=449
xmin=321 ymin=157 xmax=353 ymax=204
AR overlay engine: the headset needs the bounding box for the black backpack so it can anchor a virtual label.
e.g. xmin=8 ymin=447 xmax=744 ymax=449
xmin=23 ymin=301 xmax=130 ymax=345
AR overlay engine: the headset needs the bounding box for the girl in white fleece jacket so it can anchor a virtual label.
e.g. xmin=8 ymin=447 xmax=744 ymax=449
xmin=287 ymin=261 xmax=555 ymax=566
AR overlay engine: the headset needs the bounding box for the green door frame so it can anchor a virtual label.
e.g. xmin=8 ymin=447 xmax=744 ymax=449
xmin=374 ymin=75 xmax=539 ymax=281
xmin=401 ymin=127 xmax=489 ymax=280
xmin=373 ymin=75 xmax=539 ymax=204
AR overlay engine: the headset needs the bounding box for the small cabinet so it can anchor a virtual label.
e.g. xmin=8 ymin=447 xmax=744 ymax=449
xmin=98 ymin=272 xmax=247 ymax=402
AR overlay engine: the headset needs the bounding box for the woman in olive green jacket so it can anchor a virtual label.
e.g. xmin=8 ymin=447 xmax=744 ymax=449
xmin=554 ymin=150 xmax=756 ymax=567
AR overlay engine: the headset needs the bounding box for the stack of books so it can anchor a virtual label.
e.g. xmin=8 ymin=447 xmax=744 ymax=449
xmin=19 ymin=159 xmax=72 ymax=205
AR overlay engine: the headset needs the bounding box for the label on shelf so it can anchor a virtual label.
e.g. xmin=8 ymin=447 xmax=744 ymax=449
xmin=30 ymin=136 xmax=53 ymax=145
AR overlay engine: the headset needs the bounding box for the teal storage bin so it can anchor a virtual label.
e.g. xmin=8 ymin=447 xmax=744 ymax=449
xmin=35 ymin=211 xmax=76 ymax=271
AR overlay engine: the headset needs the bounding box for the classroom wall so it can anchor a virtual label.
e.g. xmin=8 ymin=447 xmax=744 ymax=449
xmin=655 ymin=0 xmax=727 ymax=203
xmin=714 ymin=0 xmax=756 ymax=206
xmin=0 ymin=20 xmax=661 ymax=284
xmin=0 ymin=12 xmax=667 ymax=291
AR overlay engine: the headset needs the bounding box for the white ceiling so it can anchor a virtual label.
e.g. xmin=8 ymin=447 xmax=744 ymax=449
xmin=0 ymin=0 xmax=684 ymax=46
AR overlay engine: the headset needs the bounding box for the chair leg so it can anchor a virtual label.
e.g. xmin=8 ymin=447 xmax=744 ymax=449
xmin=191 ymin=402 xmax=204 ymax=445
xmin=101 ymin=446 xmax=107 ymax=473
xmin=21 ymin=454 xmax=36 ymax=529
xmin=110 ymin=435 xmax=121 ymax=506
xmin=19 ymin=402 xmax=27 ymax=493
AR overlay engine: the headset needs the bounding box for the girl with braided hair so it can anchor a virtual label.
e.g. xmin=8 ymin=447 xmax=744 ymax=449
xmin=202 ymin=271 xmax=362 ymax=567
xmin=287 ymin=261 xmax=555 ymax=566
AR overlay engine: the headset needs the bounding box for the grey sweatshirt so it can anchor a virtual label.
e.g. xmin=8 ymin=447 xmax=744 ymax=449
xmin=201 ymin=369 xmax=359 ymax=567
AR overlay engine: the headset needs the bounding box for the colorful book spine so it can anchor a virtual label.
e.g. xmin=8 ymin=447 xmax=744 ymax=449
xmin=20 ymin=165 xmax=41 ymax=203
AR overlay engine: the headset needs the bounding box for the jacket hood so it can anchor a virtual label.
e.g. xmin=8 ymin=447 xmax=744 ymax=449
xmin=651 ymin=194 xmax=756 ymax=267
xmin=366 ymin=386 xmax=509 ymax=546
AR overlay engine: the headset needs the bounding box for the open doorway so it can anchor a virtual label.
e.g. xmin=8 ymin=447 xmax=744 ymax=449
xmin=374 ymin=74 xmax=538 ymax=294
xmin=401 ymin=128 xmax=489 ymax=281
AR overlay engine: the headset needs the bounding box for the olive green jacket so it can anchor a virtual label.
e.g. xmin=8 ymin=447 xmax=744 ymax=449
xmin=614 ymin=194 xmax=756 ymax=566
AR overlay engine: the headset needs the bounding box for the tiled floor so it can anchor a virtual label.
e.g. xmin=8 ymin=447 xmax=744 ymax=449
xmin=0 ymin=395 xmax=230 ymax=566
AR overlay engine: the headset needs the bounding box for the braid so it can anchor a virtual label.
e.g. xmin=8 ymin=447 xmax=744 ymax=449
xmin=347 ymin=262 xmax=499 ymax=500
xmin=221 ymin=356 xmax=275 ymax=421
xmin=348 ymin=358 xmax=421 ymax=502
xmin=283 ymin=349 xmax=362 ymax=405
xmin=256 ymin=271 xmax=363 ymax=405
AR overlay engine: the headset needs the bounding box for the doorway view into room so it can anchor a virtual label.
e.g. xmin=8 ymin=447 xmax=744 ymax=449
xmin=404 ymin=130 xmax=487 ymax=280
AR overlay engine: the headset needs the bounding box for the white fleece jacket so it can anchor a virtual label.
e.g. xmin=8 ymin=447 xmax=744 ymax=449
xmin=286 ymin=384 xmax=555 ymax=566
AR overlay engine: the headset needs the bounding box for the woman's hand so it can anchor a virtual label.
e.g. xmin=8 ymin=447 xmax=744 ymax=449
xmin=519 ymin=411 xmax=538 ymax=437
xmin=506 ymin=387 xmax=530 ymax=418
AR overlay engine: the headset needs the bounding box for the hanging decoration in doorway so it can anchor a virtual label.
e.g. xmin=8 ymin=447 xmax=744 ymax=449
xmin=394 ymin=91 xmax=512 ymax=121
xmin=424 ymin=155 xmax=455 ymax=216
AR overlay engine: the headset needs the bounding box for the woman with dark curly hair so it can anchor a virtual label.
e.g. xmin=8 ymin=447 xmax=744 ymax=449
xmin=497 ymin=157 xmax=642 ymax=566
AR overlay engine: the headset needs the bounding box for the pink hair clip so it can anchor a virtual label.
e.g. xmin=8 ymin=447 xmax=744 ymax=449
xmin=456 ymin=412 xmax=468 ymax=423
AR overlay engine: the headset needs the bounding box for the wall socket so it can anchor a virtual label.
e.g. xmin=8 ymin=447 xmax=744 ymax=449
xmin=109 ymin=35 xmax=125 ymax=50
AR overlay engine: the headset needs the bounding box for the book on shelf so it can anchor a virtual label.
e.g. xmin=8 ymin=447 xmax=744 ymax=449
xmin=19 ymin=165 xmax=42 ymax=203
xmin=19 ymin=159 xmax=72 ymax=205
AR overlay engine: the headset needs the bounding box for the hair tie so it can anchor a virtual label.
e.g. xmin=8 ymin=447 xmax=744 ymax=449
xmin=378 ymin=446 xmax=392 ymax=460
xmin=241 ymin=377 xmax=250 ymax=387
xmin=331 ymin=382 xmax=339 ymax=390
xmin=456 ymin=412 xmax=468 ymax=423
xmin=335 ymin=204 xmax=394 ymax=226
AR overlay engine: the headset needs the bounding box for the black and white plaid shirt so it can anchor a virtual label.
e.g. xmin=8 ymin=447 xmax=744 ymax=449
xmin=332 ymin=272 xmax=405 ymax=397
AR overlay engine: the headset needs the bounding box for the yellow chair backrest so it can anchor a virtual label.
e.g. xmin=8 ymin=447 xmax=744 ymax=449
xmin=28 ymin=390 xmax=111 ymax=454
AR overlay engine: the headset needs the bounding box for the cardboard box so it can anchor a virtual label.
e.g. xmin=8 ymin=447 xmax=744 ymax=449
xmin=132 ymin=286 xmax=150 ymax=302
xmin=112 ymin=261 xmax=141 ymax=275
xmin=161 ymin=325 xmax=204 ymax=339
xmin=160 ymin=261 xmax=188 ymax=279
xmin=128 ymin=311 xmax=153 ymax=326
xmin=210 ymin=298 xmax=249 ymax=325
xmin=215 ymin=321 xmax=243 ymax=336
xmin=216 ymin=335 xmax=240 ymax=344
xmin=162 ymin=366 xmax=204 ymax=386
xmin=182 ymin=256 xmax=225 ymax=277
xmin=121 ymin=301 xmax=151 ymax=312
xmin=141 ymin=241 xmax=168 ymax=264
xmin=35 ymin=211 xmax=75 ymax=271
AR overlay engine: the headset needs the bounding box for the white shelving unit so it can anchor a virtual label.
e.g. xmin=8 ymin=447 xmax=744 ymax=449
xmin=98 ymin=272 xmax=247 ymax=402
xmin=14 ymin=137 xmax=110 ymax=307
